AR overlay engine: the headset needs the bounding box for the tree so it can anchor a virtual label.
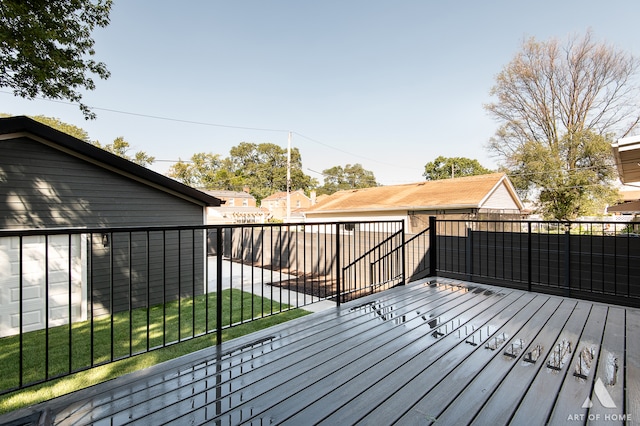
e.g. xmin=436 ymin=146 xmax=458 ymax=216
xmin=93 ymin=137 xmax=155 ymax=167
xmin=167 ymin=153 xmax=243 ymax=190
xmin=0 ymin=0 xmax=112 ymax=119
xmin=485 ymin=31 xmax=639 ymax=219
xmin=229 ymin=142 xmax=316 ymax=202
xmin=318 ymin=163 xmax=379 ymax=195
xmin=423 ymin=156 xmax=492 ymax=181
xmin=168 ymin=143 xmax=318 ymax=202
xmin=30 ymin=115 xmax=91 ymax=142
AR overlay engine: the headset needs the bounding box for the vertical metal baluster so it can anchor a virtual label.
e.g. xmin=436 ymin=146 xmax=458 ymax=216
xmin=68 ymin=233 xmax=73 ymax=374
xmin=45 ymin=235 xmax=50 ymax=379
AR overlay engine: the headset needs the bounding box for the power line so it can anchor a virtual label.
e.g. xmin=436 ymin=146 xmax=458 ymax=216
xmin=2 ymin=90 xmax=418 ymax=172
xmin=293 ymin=131 xmax=410 ymax=170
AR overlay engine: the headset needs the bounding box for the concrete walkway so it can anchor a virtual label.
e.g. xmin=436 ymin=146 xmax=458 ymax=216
xmin=207 ymin=257 xmax=335 ymax=313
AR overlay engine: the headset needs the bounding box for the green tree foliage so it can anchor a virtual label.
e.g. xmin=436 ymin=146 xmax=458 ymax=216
xmin=30 ymin=115 xmax=91 ymax=142
xmin=485 ymin=31 xmax=639 ymax=219
xmin=318 ymin=163 xmax=379 ymax=195
xmin=512 ymin=131 xmax=619 ymax=220
xmin=230 ymin=142 xmax=316 ymax=202
xmin=0 ymin=0 xmax=112 ymax=119
xmin=423 ymin=156 xmax=492 ymax=181
xmin=93 ymin=137 xmax=155 ymax=167
xmin=5 ymin=114 xmax=155 ymax=168
xmin=168 ymin=142 xmax=317 ymax=203
xmin=168 ymin=153 xmax=242 ymax=190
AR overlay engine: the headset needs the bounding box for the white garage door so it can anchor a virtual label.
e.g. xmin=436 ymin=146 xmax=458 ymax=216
xmin=0 ymin=234 xmax=87 ymax=338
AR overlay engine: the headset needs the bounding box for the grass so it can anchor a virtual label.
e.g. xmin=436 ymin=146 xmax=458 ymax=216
xmin=0 ymin=289 xmax=310 ymax=415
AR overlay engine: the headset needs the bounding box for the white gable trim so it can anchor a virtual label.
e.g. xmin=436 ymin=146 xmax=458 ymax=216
xmin=478 ymin=176 xmax=524 ymax=210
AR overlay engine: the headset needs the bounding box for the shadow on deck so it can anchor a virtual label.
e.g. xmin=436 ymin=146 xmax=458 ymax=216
xmin=2 ymin=278 xmax=639 ymax=425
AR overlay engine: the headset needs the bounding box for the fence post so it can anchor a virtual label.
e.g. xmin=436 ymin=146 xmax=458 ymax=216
xmin=428 ymin=216 xmax=437 ymax=277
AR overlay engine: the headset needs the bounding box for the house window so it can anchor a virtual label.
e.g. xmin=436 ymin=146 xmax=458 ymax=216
xmin=242 ymin=199 xmax=248 ymax=206
xmin=228 ymin=199 xmax=235 ymax=206
xmin=296 ymin=200 xmax=301 ymax=207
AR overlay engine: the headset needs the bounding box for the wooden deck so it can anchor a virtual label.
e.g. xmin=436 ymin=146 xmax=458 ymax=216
xmin=2 ymin=278 xmax=639 ymax=425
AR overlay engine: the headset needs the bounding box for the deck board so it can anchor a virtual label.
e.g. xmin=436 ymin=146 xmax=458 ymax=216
xmin=1 ymin=278 xmax=639 ymax=426
xmin=547 ymin=304 xmax=608 ymax=424
xmin=417 ymin=295 xmax=561 ymax=425
xmin=587 ymin=306 xmax=626 ymax=423
xmin=279 ymin=289 xmax=524 ymax=425
xmin=467 ymin=298 xmax=579 ymax=425
xmin=507 ymin=301 xmax=593 ymax=425
xmin=626 ymin=309 xmax=640 ymax=422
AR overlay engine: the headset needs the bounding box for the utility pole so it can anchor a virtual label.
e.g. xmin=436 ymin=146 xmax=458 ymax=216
xmin=287 ymin=131 xmax=291 ymax=222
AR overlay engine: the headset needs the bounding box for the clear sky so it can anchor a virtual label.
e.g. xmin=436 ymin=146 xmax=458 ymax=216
xmin=3 ymin=0 xmax=640 ymax=185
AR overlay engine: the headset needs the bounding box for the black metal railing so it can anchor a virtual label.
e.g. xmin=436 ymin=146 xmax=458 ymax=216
xmin=431 ymin=218 xmax=640 ymax=307
xmin=4 ymin=215 xmax=638 ymax=394
xmin=0 ymin=220 xmax=405 ymax=394
xmin=342 ymin=229 xmax=405 ymax=300
xmin=404 ymin=225 xmax=431 ymax=281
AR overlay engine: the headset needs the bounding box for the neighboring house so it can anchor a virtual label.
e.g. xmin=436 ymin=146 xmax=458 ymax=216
xmin=0 ymin=116 xmax=222 ymax=337
xmin=203 ymin=189 xmax=256 ymax=208
xmin=607 ymin=186 xmax=640 ymax=218
xmin=303 ymin=173 xmax=524 ymax=234
xmin=201 ymin=189 xmax=267 ymax=224
xmin=609 ymin=136 xmax=640 ymax=219
xmin=612 ymin=135 xmax=640 ymax=184
xmin=261 ymin=189 xmax=314 ymax=221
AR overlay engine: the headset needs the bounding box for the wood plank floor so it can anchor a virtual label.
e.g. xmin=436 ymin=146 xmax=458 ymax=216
xmin=1 ymin=278 xmax=638 ymax=425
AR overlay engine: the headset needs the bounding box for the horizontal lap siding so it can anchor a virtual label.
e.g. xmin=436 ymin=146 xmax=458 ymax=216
xmin=1 ymin=138 xmax=207 ymax=320
xmin=89 ymin=231 xmax=205 ymax=316
xmin=0 ymin=138 xmax=204 ymax=228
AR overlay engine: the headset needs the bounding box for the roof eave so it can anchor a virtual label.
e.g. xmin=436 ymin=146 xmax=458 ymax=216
xmin=0 ymin=116 xmax=222 ymax=207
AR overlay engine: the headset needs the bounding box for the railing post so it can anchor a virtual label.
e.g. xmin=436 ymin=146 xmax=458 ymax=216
xmin=466 ymin=223 xmax=473 ymax=282
xmin=400 ymin=220 xmax=406 ymax=285
xmin=527 ymin=221 xmax=532 ymax=292
xmin=216 ymin=226 xmax=223 ymax=345
xmin=564 ymin=222 xmax=571 ymax=297
xmin=336 ymin=223 xmax=341 ymax=306
xmin=428 ymin=216 xmax=437 ymax=277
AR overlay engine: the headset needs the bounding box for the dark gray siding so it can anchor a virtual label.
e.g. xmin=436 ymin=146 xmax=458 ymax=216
xmin=89 ymin=230 xmax=205 ymax=316
xmin=0 ymin=137 xmax=208 ymax=317
xmin=0 ymin=138 xmax=204 ymax=228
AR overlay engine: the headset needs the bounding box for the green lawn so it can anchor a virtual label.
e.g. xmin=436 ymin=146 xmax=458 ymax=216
xmin=0 ymin=289 xmax=310 ymax=415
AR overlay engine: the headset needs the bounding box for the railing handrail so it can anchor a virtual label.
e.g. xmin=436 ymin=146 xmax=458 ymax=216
xmin=0 ymin=219 xmax=405 ymax=237
xmin=405 ymin=225 xmax=430 ymax=244
xmin=342 ymin=229 xmax=403 ymax=270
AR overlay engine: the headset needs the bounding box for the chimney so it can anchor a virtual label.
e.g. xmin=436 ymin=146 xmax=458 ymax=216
xmin=310 ymin=190 xmax=317 ymax=205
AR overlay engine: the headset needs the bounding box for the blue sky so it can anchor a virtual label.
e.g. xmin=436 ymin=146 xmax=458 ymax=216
xmin=3 ymin=1 xmax=640 ymax=185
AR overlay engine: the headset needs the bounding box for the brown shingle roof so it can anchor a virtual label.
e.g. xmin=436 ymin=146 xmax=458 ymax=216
xmin=306 ymin=173 xmax=516 ymax=213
